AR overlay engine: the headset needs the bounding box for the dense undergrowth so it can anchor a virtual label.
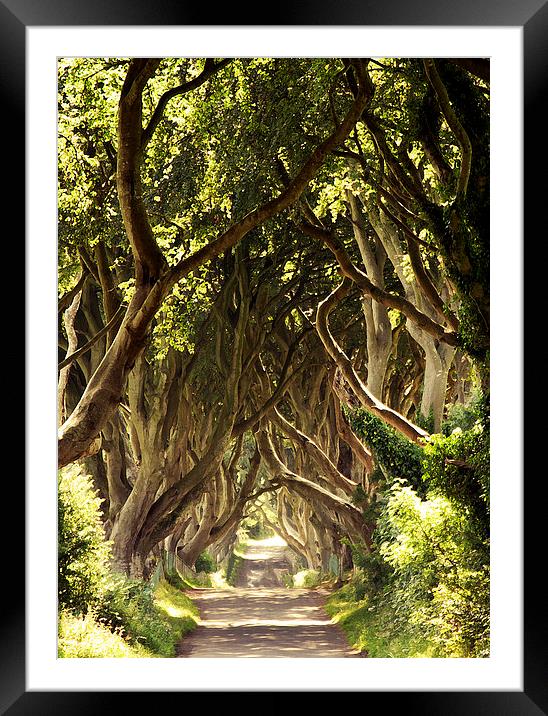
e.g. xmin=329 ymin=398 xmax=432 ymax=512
xmin=58 ymin=465 xmax=199 ymax=658
xmin=330 ymin=396 xmax=490 ymax=658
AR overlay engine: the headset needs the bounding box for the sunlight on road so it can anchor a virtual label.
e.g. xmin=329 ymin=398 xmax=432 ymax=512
xmin=177 ymin=536 xmax=359 ymax=658
xmin=203 ymin=618 xmax=332 ymax=627
xmin=253 ymin=535 xmax=287 ymax=547
xmin=243 ymin=535 xmax=287 ymax=560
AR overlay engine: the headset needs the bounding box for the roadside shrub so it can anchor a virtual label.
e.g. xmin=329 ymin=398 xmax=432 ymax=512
xmin=292 ymin=569 xmax=320 ymax=588
xmin=58 ymin=610 xmax=151 ymax=658
xmin=98 ymin=575 xmax=174 ymax=656
xmin=58 ymin=465 xmax=111 ymax=615
xmin=335 ymin=570 xmax=369 ymax=602
xmin=331 ymin=400 xmax=490 ymax=658
xmin=164 ymin=566 xmax=188 ymax=591
xmin=422 ymin=419 xmax=490 ymax=528
xmin=375 ymin=481 xmax=490 ymax=657
xmin=341 ymin=540 xmax=389 ymax=601
xmin=58 ymin=467 xmax=199 ymax=658
xmin=442 ymin=391 xmax=483 ymax=435
xmin=225 ymin=549 xmax=244 ymax=586
xmin=194 ymin=551 xmax=217 ymax=573
xmin=331 ymin=477 xmax=490 ymax=658
xmin=430 ymin=564 xmax=490 ymax=657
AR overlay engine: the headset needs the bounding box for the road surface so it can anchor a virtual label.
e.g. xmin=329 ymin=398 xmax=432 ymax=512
xmin=177 ymin=537 xmax=359 ymax=658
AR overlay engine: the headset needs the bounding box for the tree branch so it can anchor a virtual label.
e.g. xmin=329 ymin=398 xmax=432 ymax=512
xmin=448 ymin=58 xmax=490 ymax=83
xmin=58 ymin=303 xmax=126 ymax=370
xmin=160 ymin=60 xmax=373 ymax=297
xmin=300 ymin=221 xmax=459 ymax=347
xmin=141 ymin=58 xmax=232 ymax=148
xmin=58 ymin=267 xmax=89 ymax=314
xmin=423 ymin=59 xmax=473 ymax=199
xmin=376 ymin=198 xmax=459 ymax=331
xmin=315 ymin=278 xmax=429 ymax=445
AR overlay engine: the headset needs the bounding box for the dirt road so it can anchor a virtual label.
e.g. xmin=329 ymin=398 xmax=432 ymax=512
xmin=177 ymin=537 xmax=359 ymax=658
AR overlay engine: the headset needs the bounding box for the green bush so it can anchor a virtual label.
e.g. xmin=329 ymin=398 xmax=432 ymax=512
xmin=292 ymin=569 xmax=321 ymax=588
xmin=333 ymin=400 xmax=490 ymax=658
xmin=59 ymin=577 xmax=199 ymax=658
xmin=422 ymin=418 xmax=490 ymax=529
xmin=345 ymin=406 xmax=426 ymax=495
xmin=58 ymin=466 xmax=199 ymax=658
xmin=96 ymin=575 xmax=198 ymax=657
xmin=430 ymin=564 xmax=490 ymax=657
xmin=442 ymin=391 xmax=484 ymax=435
xmin=58 ymin=610 xmax=152 ymax=658
xmin=416 ymin=407 xmax=435 ymax=434
xmin=331 ymin=478 xmax=490 ymax=658
xmin=340 ymin=540 xmax=390 ymax=600
xmin=58 ymin=465 xmax=111 ymax=615
xmin=375 ymin=481 xmax=489 ymax=657
xmin=328 ymin=569 xmax=370 ymax=602
xmin=326 ymin=596 xmax=436 ymax=658
xmin=98 ymin=576 xmax=171 ymax=656
xmin=164 ymin=566 xmax=189 ymax=591
xmin=194 ymin=551 xmax=217 ymax=573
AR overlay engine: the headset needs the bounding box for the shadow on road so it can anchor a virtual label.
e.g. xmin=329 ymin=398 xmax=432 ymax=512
xmin=177 ymin=538 xmax=360 ymax=658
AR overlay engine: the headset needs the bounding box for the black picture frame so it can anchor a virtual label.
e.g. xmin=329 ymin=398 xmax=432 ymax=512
xmin=8 ymin=0 xmax=539 ymax=712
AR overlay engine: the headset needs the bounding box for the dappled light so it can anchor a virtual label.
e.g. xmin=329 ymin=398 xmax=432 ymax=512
xmin=178 ymin=540 xmax=359 ymax=658
xmin=58 ymin=56 xmax=490 ymax=659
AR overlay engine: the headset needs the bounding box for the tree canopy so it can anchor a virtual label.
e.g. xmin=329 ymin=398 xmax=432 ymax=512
xmin=58 ymin=56 xmax=490 ymax=657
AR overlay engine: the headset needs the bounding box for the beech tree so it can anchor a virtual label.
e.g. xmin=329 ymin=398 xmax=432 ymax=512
xmin=58 ymin=57 xmax=373 ymax=468
xmin=58 ymin=56 xmax=489 ymax=578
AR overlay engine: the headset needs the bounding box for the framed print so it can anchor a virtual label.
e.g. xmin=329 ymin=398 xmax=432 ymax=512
xmin=7 ymin=0 xmax=541 ymax=712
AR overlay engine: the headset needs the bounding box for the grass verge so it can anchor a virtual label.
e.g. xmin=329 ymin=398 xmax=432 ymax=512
xmin=325 ymin=584 xmax=437 ymax=658
xmin=59 ymin=577 xmax=199 ymax=658
xmin=58 ymin=610 xmax=153 ymax=658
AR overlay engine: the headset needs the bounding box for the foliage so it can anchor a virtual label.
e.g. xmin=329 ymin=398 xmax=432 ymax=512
xmin=225 ymin=547 xmax=245 ymax=586
xmin=350 ymin=483 xmax=368 ymax=506
xmin=332 ymin=479 xmax=489 ymax=658
xmin=340 ymin=540 xmax=390 ymax=600
xmin=430 ymin=564 xmax=490 ymax=657
xmin=59 ymin=465 xmax=198 ymax=657
xmin=442 ymin=391 xmax=483 ymax=435
xmin=194 ymin=551 xmax=217 ymax=574
xmin=163 ymin=565 xmax=190 ymax=592
xmin=96 ymin=575 xmax=197 ymax=657
xmin=345 ymin=406 xmax=425 ymax=494
xmin=292 ymin=569 xmax=321 ymax=588
xmin=98 ymin=576 xmax=168 ymax=651
xmin=335 ymin=399 xmax=490 ymax=658
xmin=59 ymin=577 xmax=198 ymax=658
xmin=423 ymin=408 xmax=490 ymax=526
xmin=380 ymin=481 xmax=489 ymax=656
xmin=58 ymin=465 xmax=111 ymax=615
xmin=416 ymin=407 xmax=435 ymax=434
xmin=242 ymin=514 xmax=275 ymax=540
xmin=58 ymin=610 xmax=152 ymax=658
xmin=326 ymin=594 xmax=436 ymax=658
xmin=152 ymin=579 xmax=200 ymax=646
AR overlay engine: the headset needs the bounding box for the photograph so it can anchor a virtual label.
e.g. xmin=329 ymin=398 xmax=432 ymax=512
xmin=56 ymin=54 xmax=492 ymax=662
xmin=9 ymin=4 xmax=540 ymax=711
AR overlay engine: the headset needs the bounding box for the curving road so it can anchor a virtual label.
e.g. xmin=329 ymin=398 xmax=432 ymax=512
xmin=177 ymin=538 xmax=359 ymax=658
